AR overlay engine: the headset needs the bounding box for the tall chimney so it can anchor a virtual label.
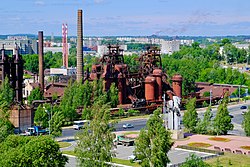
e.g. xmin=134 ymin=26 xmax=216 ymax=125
xmin=38 ymin=31 xmax=44 ymax=94
xmin=77 ymin=9 xmax=83 ymax=82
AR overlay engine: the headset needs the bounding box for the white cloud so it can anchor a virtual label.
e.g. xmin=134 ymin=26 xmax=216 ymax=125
xmin=34 ymin=1 xmax=45 ymax=6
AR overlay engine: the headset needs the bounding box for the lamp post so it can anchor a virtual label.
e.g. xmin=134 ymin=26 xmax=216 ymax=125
xmin=44 ymin=108 xmax=50 ymax=135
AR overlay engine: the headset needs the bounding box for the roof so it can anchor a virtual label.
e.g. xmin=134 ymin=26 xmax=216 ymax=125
xmin=196 ymin=82 xmax=237 ymax=97
xmin=30 ymin=82 xmax=40 ymax=89
xmin=44 ymin=82 xmax=68 ymax=98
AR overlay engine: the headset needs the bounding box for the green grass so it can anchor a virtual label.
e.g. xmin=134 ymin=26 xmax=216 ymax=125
xmin=208 ymin=137 xmax=231 ymax=142
xmin=62 ymin=151 xmax=140 ymax=166
xmin=240 ymin=146 xmax=250 ymax=150
xmin=113 ymin=115 xmax=150 ymax=121
xmin=58 ymin=142 xmax=72 ymax=148
xmin=187 ymin=142 xmax=212 ymax=148
xmin=62 ymin=150 xmax=76 ymax=156
xmin=123 ymin=131 xmax=140 ymax=135
xmin=112 ymin=158 xmax=140 ymax=167
xmin=206 ymin=153 xmax=250 ymax=167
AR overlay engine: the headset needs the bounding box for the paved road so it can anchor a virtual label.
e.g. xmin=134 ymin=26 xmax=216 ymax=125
xmin=61 ymin=101 xmax=250 ymax=139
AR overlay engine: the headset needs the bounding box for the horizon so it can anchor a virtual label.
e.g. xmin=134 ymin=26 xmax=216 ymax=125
xmin=1 ymin=0 xmax=250 ymax=37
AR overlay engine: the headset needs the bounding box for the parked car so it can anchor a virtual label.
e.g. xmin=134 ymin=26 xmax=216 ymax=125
xmin=128 ymin=154 xmax=136 ymax=160
xmin=240 ymin=106 xmax=247 ymax=109
xmin=242 ymin=110 xmax=248 ymax=115
xmin=122 ymin=123 xmax=134 ymax=129
xmin=229 ymin=114 xmax=234 ymax=118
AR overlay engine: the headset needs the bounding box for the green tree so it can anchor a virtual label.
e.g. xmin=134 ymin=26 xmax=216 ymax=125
xmin=107 ymin=83 xmax=118 ymax=108
xmin=0 ymin=112 xmax=14 ymax=143
xmin=0 ymin=77 xmax=14 ymax=108
xmin=134 ymin=109 xmax=173 ymax=167
xmin=213 ymin=99 xmax=233 ymax=135
xmin=242 ymin=108 xmax=250 ymax=136
xmin=34 ymin=104 xmax=49 ymax=128
xmin=27 ymin=87 xmax=43 ymax=105
xmin=75 ymin=97 xmax=115 ymax=167
xmin=23 ymin=54 xmax=39 ymax=73
xmin=183 ymin=98 xmax=198 ymax=133
xmin=0 ymin=135 xmax=68 ymax=166
xmin=181 ymin=154 xmax=210 ymax=167
xmin=196 ymin=106 xmax=213 ymax=134
xmin=50 ymin=106 xmax=64 ymax=137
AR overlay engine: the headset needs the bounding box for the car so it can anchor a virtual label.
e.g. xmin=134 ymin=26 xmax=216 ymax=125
xmin=123 ymin=123 xmax=134 ymax=129
xmin=229 ymin=114 xmax=234 ymax=118
xmin=240 ymin=106 xmax=247 ymax=109
xmin=128 ymin=154 xmax=136 ymax=160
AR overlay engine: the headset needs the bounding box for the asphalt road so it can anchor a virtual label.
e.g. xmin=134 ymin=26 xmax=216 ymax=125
xmin=61 ymin=101 xmax=250 ymax=138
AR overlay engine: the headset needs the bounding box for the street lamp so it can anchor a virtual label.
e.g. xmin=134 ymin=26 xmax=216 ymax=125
xmin=44 ymin=108 xmax=51 ymax=135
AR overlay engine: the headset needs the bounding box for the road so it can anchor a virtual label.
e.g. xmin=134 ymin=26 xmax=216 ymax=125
xmin=61 ymin=101 xmax=249 ymax=139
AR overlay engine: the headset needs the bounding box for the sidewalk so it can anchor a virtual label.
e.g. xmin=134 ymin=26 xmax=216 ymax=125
xmin=174 ymin=134 xmax=250 ymax=155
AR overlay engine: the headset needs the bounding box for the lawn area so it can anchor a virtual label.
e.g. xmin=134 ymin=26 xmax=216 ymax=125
xmin=123 ymin=131 xmax=140 ymax=135
xmin=208 ymin=137 xmax=231 ymax=142
xmin=187 ymin=142 xmax=212 ymax=148
xmin=112 ymin=158 xmax=140 ymax=167
xmin=58 ymin=142 xmax=72 ymax=148
xmin=62 ymin=151 xmax=140 ymax=166
xmin=206 ymin=153 xmax=250 ymax=167
xmin=62 ymin=150 xmax=76 ymax=156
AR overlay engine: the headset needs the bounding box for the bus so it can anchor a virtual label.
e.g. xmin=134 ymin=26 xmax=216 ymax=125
xmin=73 ymin=120 xmax=90 ymax=130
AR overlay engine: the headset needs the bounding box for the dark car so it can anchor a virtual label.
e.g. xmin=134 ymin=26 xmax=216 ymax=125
xmin=240 ymin=106 xmax=247 ymax=109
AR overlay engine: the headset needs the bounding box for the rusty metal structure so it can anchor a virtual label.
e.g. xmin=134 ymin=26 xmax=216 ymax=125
xmin=89 ymin=44 xmax=182 ymax=111
xmin=0 ymin=44 xmax=24 ymax=102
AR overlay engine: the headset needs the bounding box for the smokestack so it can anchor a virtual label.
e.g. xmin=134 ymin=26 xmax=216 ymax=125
xmin=77 ymin=9 xmax=83 ymax=82
xmin=38 ymin=31 xmax=44 ymax=94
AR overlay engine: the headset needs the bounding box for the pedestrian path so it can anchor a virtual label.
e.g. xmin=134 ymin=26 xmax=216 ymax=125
xmin=174 ymin=134 xmax=250 ymax=155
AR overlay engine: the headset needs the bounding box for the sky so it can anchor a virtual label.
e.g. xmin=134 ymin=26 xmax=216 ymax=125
xmin=1 ymin=0 xmax=250 ymax=36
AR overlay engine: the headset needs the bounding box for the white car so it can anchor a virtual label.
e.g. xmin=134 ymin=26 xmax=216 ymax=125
xmin=122 ymin=123 xmax=134 ymax=129
xmin=128 ymin=154 xmax=136 ymax=160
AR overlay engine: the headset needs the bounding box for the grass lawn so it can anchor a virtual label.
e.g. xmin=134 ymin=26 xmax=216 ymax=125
xmin=240 ymin=146 xmax=250 ymax=150
xmin=208 ymin=137 xmax=231 ymax=142
xmin=114 ymin=115 xmax=150 ymax=121
xmin=187 ymin=142 xmax=212 ymax=148
xmin=62 ymin=151 xmax=140 ymax=166
xmin=58 ymin=142 xmax=72 ymax=148
xmin=206 ymin=153 xmax=250 ymax=167
xmin=62 ymin=150 xmax=76 ymax=156
xmin=123 ymin=131 xmax=140 ymax=135
xmin=112 ymin=158 xmax=140 ymax=167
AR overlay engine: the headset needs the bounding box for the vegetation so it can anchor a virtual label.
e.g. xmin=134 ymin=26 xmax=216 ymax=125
xmin=242 ymin=108 xmax=250 ymax=136
xmin=0 ymin=77 xmax=15 ymax=142
xmin=187 ymin=142 xmax=212 ymax=148
xmin=208 ymin=137 xmax=231 ymax=142
xmin=75 ymin=97 xmax=115 ymax=167
xmin=58 ymin=142 xmax=71 ymax=148
xmin=196 ymin=106 xmax=213 ymax=134
xmin=27 ymin=87 xmax=43 ymax=105
xmin=213 ymin=98 xmax=233 ymax=135
xmin=181 ymin=154 xmax=210 ymax=167
xmin=183 ymin=98 xmax=198 ymax=133
xmin=206 ymin=153 xmax=250 ymax=167
xmin=0 ymin=135 xmax=68 ymax=166
xmin=134 ymin=109 xmax=173 ymax=167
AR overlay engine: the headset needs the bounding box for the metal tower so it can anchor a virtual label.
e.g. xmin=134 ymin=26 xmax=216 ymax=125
xmin=62 ymin=23 xmax=68 ymax=68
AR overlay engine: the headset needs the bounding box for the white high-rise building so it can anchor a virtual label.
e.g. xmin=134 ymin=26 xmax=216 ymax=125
xmin=161 ymin=40 xmax=180 ymax=54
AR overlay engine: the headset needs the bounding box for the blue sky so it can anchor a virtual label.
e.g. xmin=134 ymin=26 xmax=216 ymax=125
xmin=1 ymin=0 xmax=250 ymax=36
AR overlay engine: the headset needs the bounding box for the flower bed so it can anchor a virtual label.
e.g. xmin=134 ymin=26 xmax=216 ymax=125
xmin=240 ymin=146 xmax=250 ymax=150
xmin=187 ymin=142 xmax=212 ymax=148
xmin=208 ymin=137 xmax=231 ymax=142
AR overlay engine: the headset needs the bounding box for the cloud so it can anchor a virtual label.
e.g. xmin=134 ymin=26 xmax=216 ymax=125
xmin=34 ymin=1 xmax=45 ymax=6
xmin=94 ymin=0 xmax=105 ymax=4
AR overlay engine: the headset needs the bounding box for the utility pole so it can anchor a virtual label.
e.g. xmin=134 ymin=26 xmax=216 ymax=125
xmin=210 ymin=89 xmax=212 ymax=106
xmin=239 ymin=85 xmax=241 ymax=103
xmin=162 ymin=93 xmax=167 ymax=130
